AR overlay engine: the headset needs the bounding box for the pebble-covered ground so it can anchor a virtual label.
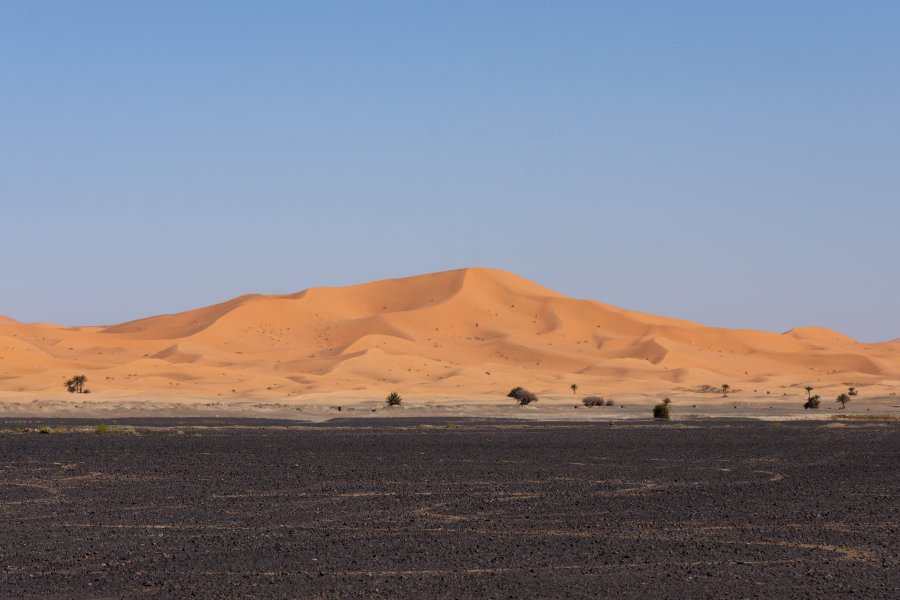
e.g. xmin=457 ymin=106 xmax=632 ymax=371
xmin=0 ymin=418 xmax=898 ymax=598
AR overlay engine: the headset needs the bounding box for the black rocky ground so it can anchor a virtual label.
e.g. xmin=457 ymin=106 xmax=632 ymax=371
xmin=0 ymin=418 xmax=898 ymax=598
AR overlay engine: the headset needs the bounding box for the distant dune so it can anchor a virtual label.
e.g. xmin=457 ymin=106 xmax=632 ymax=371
xmin=1 ymin=268 xmax=898 ymax=400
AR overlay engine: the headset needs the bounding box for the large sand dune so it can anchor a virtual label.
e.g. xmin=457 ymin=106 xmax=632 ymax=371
xmin=1 ymin=268 xmax=898 ymax=402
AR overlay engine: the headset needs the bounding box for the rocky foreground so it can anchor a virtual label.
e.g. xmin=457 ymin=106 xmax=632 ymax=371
xmin=1 ymin=418 xmax=898 ymax=598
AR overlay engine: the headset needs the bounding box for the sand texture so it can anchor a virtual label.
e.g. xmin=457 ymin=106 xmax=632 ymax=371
xmin=1 ymin=268 xmax=899 ymax=405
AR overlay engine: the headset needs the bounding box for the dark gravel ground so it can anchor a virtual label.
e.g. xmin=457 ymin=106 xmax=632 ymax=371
xmin=0 ymin=418 xmax=898 ymax=599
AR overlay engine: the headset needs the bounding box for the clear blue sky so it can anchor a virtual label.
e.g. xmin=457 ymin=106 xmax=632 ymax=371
xmin=2 ymin=2 xmax=899 ymax=341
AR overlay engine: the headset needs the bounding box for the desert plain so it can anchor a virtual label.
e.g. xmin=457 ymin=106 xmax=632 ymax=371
xmin=3 ymin=268 xmax=900 ymax=599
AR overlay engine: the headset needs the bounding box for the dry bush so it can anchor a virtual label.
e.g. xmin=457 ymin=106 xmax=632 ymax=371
xmin=582 ymin=396 xmax=605 ymax=407
xmin=653 ymin=398 xmax=671 ymax=419
xmin=507 ymin=387 xmax=537 ymax=405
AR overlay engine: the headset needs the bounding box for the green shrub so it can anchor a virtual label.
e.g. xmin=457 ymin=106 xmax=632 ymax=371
xmin=653 ymin=398 xmax=671 ymax=419
xmin=37 ymin=425 xmax=52 ymax=434
xmin=94 ymin=423 xmax=109 ymax=435
xmin=803 ymin=394 xmax=821 ymax=410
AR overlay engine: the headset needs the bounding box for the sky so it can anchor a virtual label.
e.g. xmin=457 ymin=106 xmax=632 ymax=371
xmin=2 ymin=1 xmax=899 ymax=341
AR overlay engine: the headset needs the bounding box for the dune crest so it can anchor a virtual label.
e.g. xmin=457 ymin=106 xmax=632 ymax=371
xmin=1 ymin=268 xmax=897 ymax=399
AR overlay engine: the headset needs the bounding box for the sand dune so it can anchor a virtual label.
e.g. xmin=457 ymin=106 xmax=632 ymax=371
xmin=1 ymin=268 xmax=898 ymax=401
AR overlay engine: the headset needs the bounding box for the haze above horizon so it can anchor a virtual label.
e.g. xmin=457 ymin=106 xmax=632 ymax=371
xmin=2 ymin=2 xmax=899 ymax=341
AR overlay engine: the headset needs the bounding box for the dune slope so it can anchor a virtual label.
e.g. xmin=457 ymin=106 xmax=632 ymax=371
xmin=1 ymin=268 xmax=898 ymax=400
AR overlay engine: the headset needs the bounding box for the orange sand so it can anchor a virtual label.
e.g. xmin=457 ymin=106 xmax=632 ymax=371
xmin=1 ymin=268 xmax=898 ymax=403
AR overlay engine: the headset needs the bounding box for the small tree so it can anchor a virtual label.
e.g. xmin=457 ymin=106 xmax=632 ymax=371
xmin=721 ymin=384 xmax=730 ymax=398
xmin=836 ymin=393 xmax=850 ymax=410
xmin=804 ymin=394 xmax=821 ymax=410
xmin=804 ymin=386 xmax=814 ymax=400
xmin=570 ymin=383 xmax=578 ymax=395
xmin=507 ymin=387 xmax=537 ymax=405
xmin=653 ymin=397 xmax=671 ymax=419
xmin=848 ymin=386 xmax=858 ymax=398
xmin=385 ymin=392 xmax=402 ymax=406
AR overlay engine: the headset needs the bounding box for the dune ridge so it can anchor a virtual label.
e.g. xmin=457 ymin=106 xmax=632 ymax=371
xmin=1 ymin=268 xmax=898 ymax=400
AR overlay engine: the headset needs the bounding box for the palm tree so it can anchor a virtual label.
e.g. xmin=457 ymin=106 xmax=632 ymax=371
xmin=721 ymin=384 xmax=730 ymax=398
xmin=570 ymin=383 xmax=578 ymax=395
xmin=65 ymin=375 xmax=87 ymax=393
xmin=836 ymin=393 xmax=850 ymax=410
xmin=804 ymin=386 xmax=814 ymax=400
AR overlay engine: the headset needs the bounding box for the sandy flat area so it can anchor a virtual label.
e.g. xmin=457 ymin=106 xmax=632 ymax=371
xmin=1 ymin=392 xmax=897 ymax=422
